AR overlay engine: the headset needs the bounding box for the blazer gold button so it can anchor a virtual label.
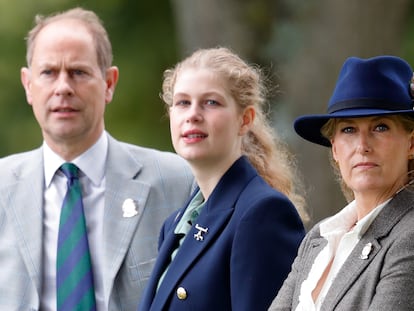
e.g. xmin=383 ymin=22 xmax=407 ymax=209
xmin=176 ymin=287 xmax=187 ymax=300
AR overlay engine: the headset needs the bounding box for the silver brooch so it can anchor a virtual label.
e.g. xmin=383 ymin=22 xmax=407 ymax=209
xmin=122 ymin=198 xmax=138 ymax=218
xmin=360 ymin=242 xmax=373 ymax=260
xmin=193 ymin=224 xmax=208 ymax=241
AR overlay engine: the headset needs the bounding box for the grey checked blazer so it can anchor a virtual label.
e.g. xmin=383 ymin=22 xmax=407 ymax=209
xmin=0 ymin=134 xmax=194 ymax=311
xmin=269 ymin=187 xmax=414 ymax=311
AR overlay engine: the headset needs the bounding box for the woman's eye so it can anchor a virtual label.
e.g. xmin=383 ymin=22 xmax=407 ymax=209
xmin=375 ymin=124 xmax=389 ymax=132
xmin=341 ymin=127 xmax=355 ymax=133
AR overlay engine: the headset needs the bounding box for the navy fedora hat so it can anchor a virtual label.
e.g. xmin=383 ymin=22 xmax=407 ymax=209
xmin=294 ymin=55 xmax=414 ymax=147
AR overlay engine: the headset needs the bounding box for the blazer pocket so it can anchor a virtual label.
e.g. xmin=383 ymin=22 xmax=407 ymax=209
xmin=129 ymin=257 xmax=156 ymax=282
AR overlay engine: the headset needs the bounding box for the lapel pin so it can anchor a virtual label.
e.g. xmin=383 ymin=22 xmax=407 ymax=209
xmin=122 ymin=198 xmax=138 ymax=218
xmin=360 ymin=242 xmax=373 ymax=260
xmin=194 ymin=224 xmax=208 ymax=241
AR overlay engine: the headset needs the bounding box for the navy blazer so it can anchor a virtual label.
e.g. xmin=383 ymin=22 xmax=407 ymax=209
xmin=139 ymin=156 xmax=305 ymax=311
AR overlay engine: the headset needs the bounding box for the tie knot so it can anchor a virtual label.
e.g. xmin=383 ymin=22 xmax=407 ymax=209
xmin=60 ymin=163 xmax=79 ymax=181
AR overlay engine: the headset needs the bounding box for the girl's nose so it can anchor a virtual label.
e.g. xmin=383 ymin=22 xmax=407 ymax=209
xmin=186 ymin=104 xmax=203 ymax=123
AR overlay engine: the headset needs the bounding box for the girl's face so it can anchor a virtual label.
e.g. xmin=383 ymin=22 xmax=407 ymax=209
xmin=169 ymin=67 xmax=253 ymax=168
xmin=331 ymin=116 xmax=414 ymax=199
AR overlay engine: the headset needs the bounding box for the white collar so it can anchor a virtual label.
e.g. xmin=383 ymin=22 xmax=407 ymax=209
xmin=320 ymin=198 xmax=391 ymax=239
xmin=43 ymin=131 xmax=108 ymax=187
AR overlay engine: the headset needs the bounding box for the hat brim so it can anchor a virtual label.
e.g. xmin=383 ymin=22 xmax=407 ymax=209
xmin=294 ymin=108 xmax=414 ymax=147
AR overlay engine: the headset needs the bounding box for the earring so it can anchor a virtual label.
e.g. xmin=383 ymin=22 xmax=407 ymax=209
xmin=409 ymin=154 xmax=414 ymax=160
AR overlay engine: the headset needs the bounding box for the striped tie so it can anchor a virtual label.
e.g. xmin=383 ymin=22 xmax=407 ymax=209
xmin=56 ymin=163 xmax=96 ymax=311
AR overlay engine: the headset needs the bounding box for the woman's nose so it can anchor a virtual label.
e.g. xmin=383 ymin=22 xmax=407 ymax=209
xmin=357 ymin=133 xmax=372 ymax=154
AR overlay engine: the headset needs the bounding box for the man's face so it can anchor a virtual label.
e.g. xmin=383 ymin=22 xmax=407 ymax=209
xmin=21 ymin=18 xmax=118 ymax=158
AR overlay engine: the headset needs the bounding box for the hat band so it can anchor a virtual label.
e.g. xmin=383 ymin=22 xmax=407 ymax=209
xmin=327 ymin=99 xmax=413 ymax=114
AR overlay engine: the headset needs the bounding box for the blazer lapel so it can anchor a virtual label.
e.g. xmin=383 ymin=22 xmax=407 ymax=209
xmin=0 ymin=149 xmax=44 ymax=299
xmin=140 ymin=221 xmax=184 ymax=309
xmin=321 ymin=238 xmax=381 ymax=311
xmin=101 ymin=136 xmax=150 ymax=298
xmin=151 ymin=206 xmax=233 ymax=309
xmin=321 ymin=189 xmax=414 ymax=310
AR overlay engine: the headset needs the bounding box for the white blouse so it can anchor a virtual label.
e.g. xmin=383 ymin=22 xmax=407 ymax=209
xmin=295 ymin=198 xmax=389 ymax=311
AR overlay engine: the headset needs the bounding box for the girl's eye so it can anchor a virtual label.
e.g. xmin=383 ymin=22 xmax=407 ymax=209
xmin=205 ymin=99 xmax=219 ymax=106
xmin=174 ymin=100 xmax=190 ymax=107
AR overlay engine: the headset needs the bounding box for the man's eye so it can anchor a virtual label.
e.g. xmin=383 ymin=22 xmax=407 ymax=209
xmin=41 ymin=69 xmax=53 ymax=75
xmin=72 ymin=69 xmax=85 ymax=76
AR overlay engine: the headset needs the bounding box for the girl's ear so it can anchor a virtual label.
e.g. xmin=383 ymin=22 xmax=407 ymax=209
xmin=239 ymin=106 xmax=255 ymax=136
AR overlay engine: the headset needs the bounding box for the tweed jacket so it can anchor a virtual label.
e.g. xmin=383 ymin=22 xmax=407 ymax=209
xmin=138 ymin=156 xmax=305 ymax=311
xmin=269 ymin=187 xmax=414 ymax=311
xmin=0 ymin=133 xmax=194 ymax=311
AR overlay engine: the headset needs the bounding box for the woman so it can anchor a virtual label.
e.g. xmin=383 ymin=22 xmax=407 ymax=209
xmin=138 ymin=47 xmax=307 ymax=311
xmin=269 ymin=55 xmax=414 ymax=311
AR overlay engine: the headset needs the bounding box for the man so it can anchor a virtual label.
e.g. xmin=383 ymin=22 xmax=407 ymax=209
xmin=0 ymin=7 xmax=194 ymax=311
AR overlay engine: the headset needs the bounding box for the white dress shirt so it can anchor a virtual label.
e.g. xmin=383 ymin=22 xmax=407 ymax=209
xmin=295 ymin=198 xmax=389 ymax=311
xmin=40 ymin=131 xmax=107 ymax=311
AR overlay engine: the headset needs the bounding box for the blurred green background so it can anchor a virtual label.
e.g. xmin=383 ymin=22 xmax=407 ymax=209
xmin=0 ymin=0 xmax=180 ymax=153
xmin=1 ymin=0 xmax=414 ymax=225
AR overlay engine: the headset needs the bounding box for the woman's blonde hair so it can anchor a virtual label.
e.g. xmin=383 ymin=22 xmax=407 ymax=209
xmin=321 ymin=115 xmax=414 ymax=202
xmin=161 ymin=47 xmax=308 ymax=222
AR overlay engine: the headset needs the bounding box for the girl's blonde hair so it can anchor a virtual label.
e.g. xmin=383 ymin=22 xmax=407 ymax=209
xmin=162 ymin=47 xmax=308 ymax=222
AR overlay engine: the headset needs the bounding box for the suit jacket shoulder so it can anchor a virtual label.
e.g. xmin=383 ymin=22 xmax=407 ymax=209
xmin=270 ymin=188 xmax=414 ymax=311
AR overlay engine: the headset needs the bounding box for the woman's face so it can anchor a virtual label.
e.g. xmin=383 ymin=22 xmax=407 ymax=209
xmin=169 ymin=67 xmax=253 ymax=168
xmin=331 ymin=116 xmax=414 ymax=198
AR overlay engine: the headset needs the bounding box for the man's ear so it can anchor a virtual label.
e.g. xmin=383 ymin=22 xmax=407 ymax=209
xmin=21 ymin=67 xmax=33 ymax=105
xmin=104 ymin=66 xmax=119 ymax=104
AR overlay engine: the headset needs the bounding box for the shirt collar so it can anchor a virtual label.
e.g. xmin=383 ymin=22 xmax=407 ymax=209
xmin=175 ymin=190 xmax=206 ymax=235
xmin=43 ymin=131 xmax=108 ymax=187
xmin=320 ymin=201 xmax=358 ymax=239
xmin=320 ymin=198 xmax=391 ymax=239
